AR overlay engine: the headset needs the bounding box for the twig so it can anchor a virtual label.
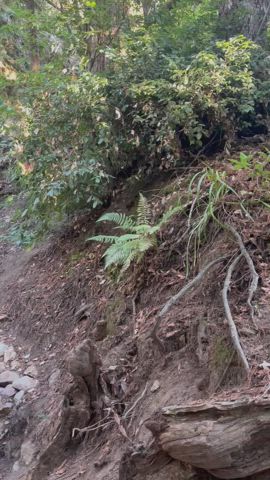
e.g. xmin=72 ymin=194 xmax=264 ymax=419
xmin=222 ymin=253 xmax=249 ymax=373
xmin=225 ymin=224 xmax=259 ymax=328
xmin=150 ymin=255 xmax=229 ymax=353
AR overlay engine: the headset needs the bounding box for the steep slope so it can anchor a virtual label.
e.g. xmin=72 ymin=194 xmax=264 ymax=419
xmin=1 ymin=143 xmax=270 ymax=480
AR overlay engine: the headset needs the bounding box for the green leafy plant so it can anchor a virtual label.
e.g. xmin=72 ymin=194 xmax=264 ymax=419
xmin=186 ymin=166 xmax=253 ymax=269
xmin=89 ymin=193 xmax=182 ymax=276
xmin=231 ymin=152 xmax=252 ymax=171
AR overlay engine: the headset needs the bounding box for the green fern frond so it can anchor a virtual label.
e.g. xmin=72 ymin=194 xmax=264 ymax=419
xmin=137 ymin=193 xmax=151 ymax=226
xmin=114 ymin=233 xmax=140 ymax=242
xmin=97 ymin=212 xmax=136 ymax=231
xmin=87 ymin=235 xmax=118 ymax=244
xmin=158 ymin=203 xmax=183 ymax=228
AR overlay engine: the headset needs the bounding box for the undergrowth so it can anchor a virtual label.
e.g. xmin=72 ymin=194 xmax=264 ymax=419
xmin=91 ymin=149 xmax=270 ymax=277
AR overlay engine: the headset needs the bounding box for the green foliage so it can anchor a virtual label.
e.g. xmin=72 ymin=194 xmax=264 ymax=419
xmin=2 ymin=1 xmax=270 ymax=239
xmin=89 ymin=193 xmax=182 ymax=276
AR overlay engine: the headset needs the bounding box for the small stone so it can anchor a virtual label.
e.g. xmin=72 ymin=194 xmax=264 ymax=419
xmin=14 ymin=390 xmax=25 ymax=405
xmin=13 ymin=376 xmax=38 ymax=392
xmin=11 ymin=360 xmax=21 ymax=370
xmin=94 ymin=320 xmax=108 ymax=341
xmin=48 ymin=369 xmax=60 ymax=387
xmin=0 ymin=370 xmax=20 ymax=387
xmin=0 ymin=343 xmax=8 ymax=357
xmin=13 ymin=461 xmax=21 ymax=472
xmin=21 ymin=440 xmax=37 ymax=466
xmin=0 ymin=314 xmax=8 ymax=322
xmin=0 ymin=400 xmax=12 ymax=417
xmin=24 ymin=365 xmax=38 ymax=378
xmin=150 ymin=380 xmax=160 ymax=393
xmin=0 ymin=385 xmax=16 ymax=397
xmin=4 ymin=346 xmax=17 ymax=363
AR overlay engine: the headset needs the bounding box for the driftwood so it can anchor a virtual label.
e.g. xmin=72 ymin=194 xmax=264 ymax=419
xmin=146 ymin=398 xmax=270 ymax=479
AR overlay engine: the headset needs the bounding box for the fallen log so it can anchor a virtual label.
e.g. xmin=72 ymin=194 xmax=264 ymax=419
xmin=146 ymin=398 xmax=270 ymax=479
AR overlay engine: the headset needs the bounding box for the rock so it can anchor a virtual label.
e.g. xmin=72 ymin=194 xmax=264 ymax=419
xmin=151 ymin=380 xmax=160 ymax=393
xmin=4 ymin=346 xmax=17 ymax=363
xmin=0 ymin=385 xmax=16 ymax=397
xmin=24 ymin=365 xmax=38 ymax=378
xmin=0 ymin=362 xmax=5 ymax=373
xmin=0 ymin=314 xmax=8 ymax=322
xmin=0 ymin=400 xmax=12 ymax=417
xmin=94 ymin=320 xmax=108 ymax=341
xmin=21 ymin=439 xmax=37 ymax=466
xmin=13 ymin=376 xmax=38 ymax=392
xmin=0 ymin=343 xmax=8 ymax=357
xmin=11 ymin=360 xmax=21 ymax=371
xmin=14 ymin=390 xmax=25 ymax=405
xmin=48 ymin=369 xmax=60 ymax=387
xmin=0 ymin=370 xmax=20 ymax=387
xmin=12 ymin=460 xmax=21 ymax=472
xmin=0 ymin=419 xmax=8 ymax=439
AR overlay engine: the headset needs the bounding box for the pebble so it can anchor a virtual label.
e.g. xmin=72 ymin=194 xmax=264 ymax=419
xmin=21 ymin=440 xmax=37 ymax=465
xmin=24 ymin=365 xmax=38 ymax=378
xmin=0 ymin=400 xmax=13 ymax=417
xmin=12 ymin=461 xmax=21 ymax=472
xmin=0 ymin=385 xmax=16 ymax=397
xmin=13 ymin=376 xmax=38 ymax=392
xmin=150 ymin=380 xmax=160 ymax=393
xmin=0 ymin=370 xmax=20 ymax=387
xmin=48 ymin=369 xmax=60 ymax=387
xmin=4 ymin=346 xmax=17 ymax=363
xmin=0 ymin=343 xmax=8 ymax=357
xmin=14 ymin=390 xmax=25 ymax=404
xmin=11 ymin=360 xmax=21 ymax=371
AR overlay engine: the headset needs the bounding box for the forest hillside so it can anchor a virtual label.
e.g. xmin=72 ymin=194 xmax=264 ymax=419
xmin=1 ymin=1 xmax=270 ymax=480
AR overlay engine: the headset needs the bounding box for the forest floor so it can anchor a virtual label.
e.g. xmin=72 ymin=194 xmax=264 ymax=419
xmin=1 ymin=142 xmax=270 ymax=480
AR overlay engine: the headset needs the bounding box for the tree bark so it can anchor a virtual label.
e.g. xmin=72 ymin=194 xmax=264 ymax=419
xmin=146 ymin=398 xmax=270 ymax=479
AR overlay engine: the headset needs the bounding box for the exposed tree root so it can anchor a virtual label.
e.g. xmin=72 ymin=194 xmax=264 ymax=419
xmin=222 ymin=253 xmax=249 ymax=373
xmin=225 ymin=223 xmax=259 ymax=328
xmin=150 ymin=255 xmax=229 ymax=353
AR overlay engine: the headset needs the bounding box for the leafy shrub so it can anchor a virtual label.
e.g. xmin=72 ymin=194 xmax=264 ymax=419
xmin=15 ymin=73 xmax=112 ymax=232
xmin=108 ymin=35 xmax=259 ymax=169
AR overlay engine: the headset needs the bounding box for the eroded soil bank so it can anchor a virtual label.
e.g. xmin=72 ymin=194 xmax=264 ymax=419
xmin=1 ymin=145 xmax=270 ymax=480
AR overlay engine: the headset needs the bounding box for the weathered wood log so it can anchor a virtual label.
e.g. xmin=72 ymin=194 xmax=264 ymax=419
xmin=146 ymin=398 xmax=270 ymax=479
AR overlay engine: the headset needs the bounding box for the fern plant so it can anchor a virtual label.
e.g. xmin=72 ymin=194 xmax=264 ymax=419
xmin=88 ymin=193 xmax=182 ymax=276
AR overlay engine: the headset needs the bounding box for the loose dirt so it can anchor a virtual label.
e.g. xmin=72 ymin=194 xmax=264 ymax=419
xmin=1 ymin=148 xmax=270 ymax=480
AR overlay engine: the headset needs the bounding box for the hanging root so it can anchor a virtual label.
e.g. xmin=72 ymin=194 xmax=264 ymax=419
xmin=150 ymin=255 xmax=229 ymax=353
xmin=222 ymin=253 xmax=249 ymax=373
xmin=225 ymin=224 xmax=259 ymax=327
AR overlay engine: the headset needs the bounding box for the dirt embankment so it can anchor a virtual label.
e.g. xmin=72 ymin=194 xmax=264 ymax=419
xmin=1 ymin=145 xmax=270 ymax=480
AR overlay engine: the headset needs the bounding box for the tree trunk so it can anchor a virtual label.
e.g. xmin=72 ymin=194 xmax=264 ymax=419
xmin=146 ymin=398 xmax=270 ymax=479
